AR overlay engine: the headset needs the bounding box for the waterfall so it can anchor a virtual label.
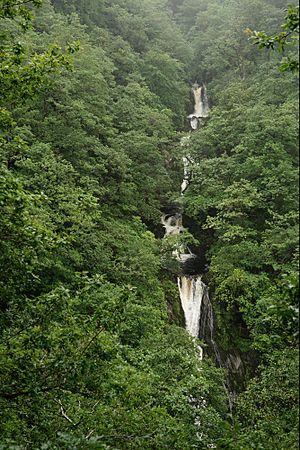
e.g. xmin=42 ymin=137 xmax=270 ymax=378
xmin=162 ymin=85 xmax=240 ymax=416
xmin=178 ymin=276 xmax=205 ymax=338
xmin=161 ymin=82 xmax=238 ymax=425
xmin=162 ymin=208 xmax=207 ymax=346
xmin=177 ymin=274 xmax=222 ymax=366
xmin=161 ymin=82 xmax=222 ymax=365
xmin=179 ymin=83 xmax=210 ymax=349
xmin=181 ymin=154 xmax=194 ymax=194
xmin=161 ymin=213 xmax=183 ymax=236
xmin=161 ymin=82 xmax=213 ymax=360
xmin=187 ymin=82 xmax=209 ymax=130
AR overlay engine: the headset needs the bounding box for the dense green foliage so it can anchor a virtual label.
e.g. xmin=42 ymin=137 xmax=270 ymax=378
xmin=0 ymin=0 xmax=298 ymax=448
xmin=250 ymin=3 xmax=299 ymax=72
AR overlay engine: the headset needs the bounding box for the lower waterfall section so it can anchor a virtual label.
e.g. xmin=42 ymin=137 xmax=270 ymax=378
xmin=178 ymin=276 xmax=205 ymax=338
xmin=178 ymin=275 xmax=222 ymax=365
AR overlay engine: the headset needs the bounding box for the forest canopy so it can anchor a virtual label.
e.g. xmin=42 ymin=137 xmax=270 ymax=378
xmin=0 ymin=0 xmax=298 ymax=449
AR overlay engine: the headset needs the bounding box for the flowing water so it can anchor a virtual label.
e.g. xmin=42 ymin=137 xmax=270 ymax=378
xmin=178 ymin=276 xmax=205 ymax=338
xmin=162 ymin=82 xmax=236 ymax=430
xmin=162 ymin=83 xmax=216 ymax=361
xmin=185 ymin=84 xmax=237 ymax=414
xmin=187 ymin=82 xmax=210 ymax=129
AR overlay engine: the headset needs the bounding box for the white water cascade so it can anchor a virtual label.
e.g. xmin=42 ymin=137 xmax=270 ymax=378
xmin=161 ymin=205 xmax=206 ymax=355
xmin=187 ymin=82 xmax=210 ymax=130
xmin=177 ymin=277 xmax=205 ymax=338
xmin=161 ymin=83 xmax=216 ymax=363
xmin=162 ymin=83 xmax=238 ymax=430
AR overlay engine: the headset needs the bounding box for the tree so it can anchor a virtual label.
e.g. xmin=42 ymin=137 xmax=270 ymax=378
xmin=0 ymin=0 xmax=78 ymax=307
xmin=0 ymin=2 xmax=229 ymax=447
xmin=249 ymin=3 xmax=299 ymax=72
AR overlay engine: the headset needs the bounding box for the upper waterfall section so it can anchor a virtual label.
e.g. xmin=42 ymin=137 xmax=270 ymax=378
xmin=187 ymin=82 xmax=209 ymax=130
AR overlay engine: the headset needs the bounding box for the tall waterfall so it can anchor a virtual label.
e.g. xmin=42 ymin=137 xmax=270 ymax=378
xmin=163 ymin=88 xmax=241 ymax=414
xmin=162 ymin=83 xmax=218 ymax=363
xmin=187 ymin=82 xmax=209 ymax=130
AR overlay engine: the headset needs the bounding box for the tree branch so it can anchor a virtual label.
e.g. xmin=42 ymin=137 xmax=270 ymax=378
xmin=55 ymin=398 xmax=81 ymax=427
